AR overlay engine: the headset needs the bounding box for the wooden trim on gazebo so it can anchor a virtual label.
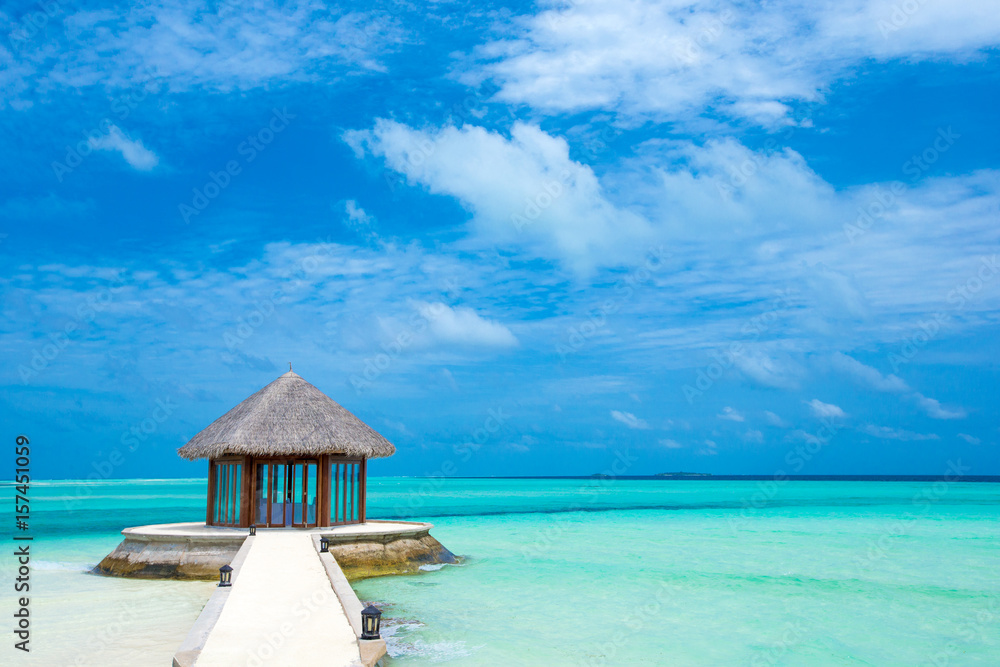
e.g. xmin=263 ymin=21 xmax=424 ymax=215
xmin=205 ymin=453 xmax=370 ymax=528
xmin=205 ymin=459 xmax=215 ymax=525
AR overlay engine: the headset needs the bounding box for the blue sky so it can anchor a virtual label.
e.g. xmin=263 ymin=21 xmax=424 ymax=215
xmin=2 ymin=0 xmax=998 ymax=479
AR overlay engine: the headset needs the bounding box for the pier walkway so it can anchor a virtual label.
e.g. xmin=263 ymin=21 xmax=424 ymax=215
xmin=195 ymin=531 xmax=362 ymax=666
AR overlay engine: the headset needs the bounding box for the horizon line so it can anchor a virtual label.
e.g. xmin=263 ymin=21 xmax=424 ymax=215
xmin=4 ymin=473 xmax=999 ymax=484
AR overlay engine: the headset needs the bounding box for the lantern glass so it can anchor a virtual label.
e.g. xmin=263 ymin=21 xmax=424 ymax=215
xmin=249 ymin=525 xmax=256 ymax=536
xmin=219 ymin=564 xmax=233 ymax=587
xmin=361 ymin=604 xmax=382 ymax=640
xmin=320 ymin=537 xmax=329 ymax=553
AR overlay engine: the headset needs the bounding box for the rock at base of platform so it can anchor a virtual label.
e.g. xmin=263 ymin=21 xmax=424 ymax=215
xmin=93 ymin=522 xmax=458 ymax=581
xmin=95 ymin=537 xmax=244 ymax=580
xmin=327 ymin=532 xmax=459 ymax=580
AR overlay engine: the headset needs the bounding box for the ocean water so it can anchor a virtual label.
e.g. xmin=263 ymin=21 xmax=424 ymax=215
xmin=2 ymin=480 xmax=216 ymax=666
xmin=2 ymin=478 xmax=998 ymax=665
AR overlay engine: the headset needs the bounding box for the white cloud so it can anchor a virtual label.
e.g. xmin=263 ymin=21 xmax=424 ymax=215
xmin=622 ymin=137 xmax=842 ymax=240
xmin=382 ymin=419 xmax=412 ymax=436
xmin=440 ymin=367 xmax=459 ymax=392
xmin=743 ymin=429 xmax=764 ymax=444
xmin=659 ymin=438 xmax=683 ymax=449
xmin=913 ymin=394 xmax=967 ymax=420
xmin=5 ymin=2 xmax=401 ymax=105
xmin=830 ymin=353 xmax=909 ymax=393
xmin=862 ymin=424 xmax=940 ymax=441
xmin=958 ymin=433 xmax=981 ymax=445
xmin=734 ymin=348 xmax=803 ymax=390
xmin=344 ymin=119 xmax=653 ymax=272
xmin=342 ymin=112 xmax=1000 ymax=358
xmin=507 ymin=435 xmax=535 ymax=452
xmin=790 ymin=430 xmax=823 ymax=446
xmin=717 ymin=406 xmax=745 ymax=422
xmin=344 ymin=199 xmax=373 ymax=227
xmin=611 ymin=410 xmax=650 ymax=430
xmin=88 ymin=125 xmax=158 ymax=170
xmin=807 ymin=399 xmax=846 ymax=419
xmin=416 ymin=301 xmax=518 ymax=348
xmin=763 ymin=411 xmax=787 ymax=427
xmin=829 ymin=354 xmax=966 ymax=420
xmin=472 ymin=0 xmax=1000 ymax=126
xmin=342 ymin=199 xmax=381 ymax=243
xmin=697 ymin=439 xmax=718 ymax=455
xmin=545 ymin=375 xmax=629 ymax=396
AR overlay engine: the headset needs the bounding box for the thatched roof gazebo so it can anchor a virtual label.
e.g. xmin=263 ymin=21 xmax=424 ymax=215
xmin=179 ymin=371 xmax=394 ymax=528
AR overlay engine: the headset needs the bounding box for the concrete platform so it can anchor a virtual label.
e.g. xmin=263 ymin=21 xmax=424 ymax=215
xmin=122 ymin=519 xmax=431 ymax=539
xmin=96 ymin=520 xmax=458 ymax=581
xmin=194 ymin=532 xmax=363 ymax=667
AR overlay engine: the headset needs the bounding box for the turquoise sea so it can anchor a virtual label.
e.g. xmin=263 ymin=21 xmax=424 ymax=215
xmin=2 ymin=478 xmax=998 ymax=665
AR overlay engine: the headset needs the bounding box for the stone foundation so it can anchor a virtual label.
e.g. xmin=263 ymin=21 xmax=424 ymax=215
xmin=94 ymin=521 xmax=456 ymax=582
xmin=323 ymin=528 xmax=458 ymax=580
xmin=96 ymin=536 xmax=245 ymax=580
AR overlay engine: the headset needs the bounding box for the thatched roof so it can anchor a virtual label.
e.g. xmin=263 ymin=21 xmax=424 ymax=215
xmin=178 ymin=371 xmax=395 ymax=460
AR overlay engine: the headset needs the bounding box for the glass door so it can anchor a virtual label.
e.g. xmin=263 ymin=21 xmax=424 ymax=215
xmin=255 ymin=462 xmax=269 ymax=526
xmin=329 ymin=460 xmax=362 ymax=525
xmin=292 ymin=462 xmax=304 ymax=526
xmin=305 ymin=463 xmax=317 ymax=525
xmin=291 ymin=460 xmax=318 ymax=528
xmin=255 ymin=459 xmax=317 ymax=528
xmin=211 ymin=459 xmax=243 ymax=527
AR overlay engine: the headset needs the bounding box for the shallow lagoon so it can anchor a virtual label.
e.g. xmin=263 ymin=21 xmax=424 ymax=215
xmin=3 ymin=478 xmax=998 ymax=665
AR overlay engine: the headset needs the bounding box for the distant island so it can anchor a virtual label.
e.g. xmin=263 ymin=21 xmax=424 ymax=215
xmin=656 ymin=472 xmax=712 ymax=477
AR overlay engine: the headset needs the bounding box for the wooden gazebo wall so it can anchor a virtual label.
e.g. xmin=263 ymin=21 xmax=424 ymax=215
xmin=205 ymin=455 xmax=252 ymax=528
xmin=206 ymin=454 xmax=367 ymax=528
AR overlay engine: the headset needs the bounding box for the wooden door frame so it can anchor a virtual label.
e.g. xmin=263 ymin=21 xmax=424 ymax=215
xmin=327 ymin=456 xmax=364 ymax=526
xmin=251 ymin=457 xmax=319 ymax=529
xmin=290 ymin=459 xmax=319 ymax=528
xmin=207 ymin=456 xmax=247 ymax=527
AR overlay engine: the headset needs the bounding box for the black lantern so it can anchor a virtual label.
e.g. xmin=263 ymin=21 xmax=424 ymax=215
xmin=218 ymin=564 xmax=233 ymax=587
xmin=320 ymin=537 xmax=329 ymax=553
xmin=249 ymin=525 xmax=256 ymax=536
xmin=360 ymin=604 xmax=382 ymax=640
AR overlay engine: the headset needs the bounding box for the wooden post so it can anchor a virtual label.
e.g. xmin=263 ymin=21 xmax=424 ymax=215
xmin=206 ymin=459 xmax=216 ymax=526
xmin=359 ymin=458 xmax=367 ymax=523
xmin=319 ymin=454 xmax=329 ymax=527
xmin=240 ymin=456 xmax=253 ymax=528
xmin=334 ymin=463 xmax=340 ymax=524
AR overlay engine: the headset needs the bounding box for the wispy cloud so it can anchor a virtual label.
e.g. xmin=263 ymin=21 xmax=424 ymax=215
xmin=807 ymin=399 xmax=846 ymax=419
xmin=611 ymin=410 xmax=650 ymax=430
xmin=471 ymin=0 xmax=1000 ymax=126
xmin=734 ymin=348 xmax=804 ymax=390
xmin=790 ymin=430 xmax=823 ymax=446
xmin=830 ymin=354 xmax=966 ymax=420
xmin=342 ymin=199 xmax=380 ymax=243
xmin=913 ymin=394 xmax=967 ymax=420
xmin=5 ymin=2 xmax=403 ymax=107
xmin=698 ymin=439 xmax=718 ymax=455
xmin=717 ymin=406 xmax=745 ymax=422
xmin=344 ymin=119 xmax=653 ymax=273
xmin=763 ymin=411 xmax=787 ymax=427
xmin=415 ymin=302 xmax=518 ymax=348
xmin=88 ymin=126 xmax=159 ymax=170
xmin=830 ymin=353 xmax=908 ymax=393
xmin=659 ymin=438 xmax=683 ymax=449
xmin=958 ymin=433 xmax=981 ymax=445
xmin=862 ymin=424 xmax=940 ymax=441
